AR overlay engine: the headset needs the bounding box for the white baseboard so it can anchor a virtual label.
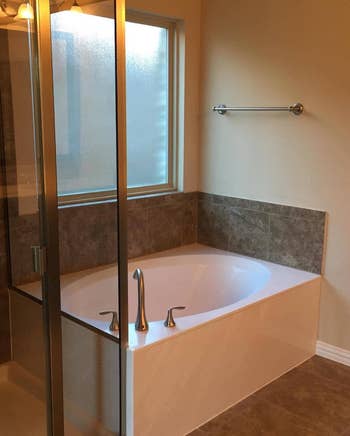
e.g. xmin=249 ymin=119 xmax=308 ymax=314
xmin=316 ymin=341 xmax=350 ymax=367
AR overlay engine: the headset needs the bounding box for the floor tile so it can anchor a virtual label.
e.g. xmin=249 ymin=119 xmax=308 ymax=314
xmin=0 ymin=381 xmax=46 ymax=436
xmin=299 ymin=355 xmax=350 ymax=388
xmin=189 ymin=357 xmax=350 ymax=436
xmin=190 ymin=395 xmax=326 ymax=436
xmin=0 ymin=380 xmax=83 ymax=436
xmin=257 ymin=365 xmax=350 ymax=434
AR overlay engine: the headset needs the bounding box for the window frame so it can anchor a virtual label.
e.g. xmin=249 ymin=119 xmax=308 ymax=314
xmin=58 ymin=11 xmax=178 ymax=206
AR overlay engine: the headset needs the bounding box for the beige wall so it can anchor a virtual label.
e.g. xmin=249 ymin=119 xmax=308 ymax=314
xmin=200 ymin=0 xmax=350 ymax=351
xmin=126 ymin=0 xmax=202 ymax=192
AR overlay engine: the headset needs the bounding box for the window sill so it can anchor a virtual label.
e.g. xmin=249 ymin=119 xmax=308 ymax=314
xmin=58 ymin=189 xmax=181 ymax=209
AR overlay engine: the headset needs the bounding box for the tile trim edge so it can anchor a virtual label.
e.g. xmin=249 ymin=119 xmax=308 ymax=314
xmin=316 ymin=340 xmax=350 ymax=367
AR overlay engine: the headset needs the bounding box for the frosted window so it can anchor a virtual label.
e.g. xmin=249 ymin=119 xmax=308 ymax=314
xmin=51 ymin=12 xmax=117 ymax=196
xmin=126 ymin=21 xmax=169 ymax=188
xmin=51 ymin=13 xmax=170 ymax=197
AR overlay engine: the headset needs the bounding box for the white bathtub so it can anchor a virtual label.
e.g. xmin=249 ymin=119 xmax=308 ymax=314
xmin=60 ymin=245 xmax=273 ymax=347
xmin=21 ymin=244 xmax=321 ymax=435
xmin=23 ymin=244 xmax=316 ymax=347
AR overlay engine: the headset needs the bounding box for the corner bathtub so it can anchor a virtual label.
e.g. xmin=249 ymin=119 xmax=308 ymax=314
xmin=53 ymin=244 xmax=317 ymax=349
xmin=21 ymin=244 xmax=321 ymax=436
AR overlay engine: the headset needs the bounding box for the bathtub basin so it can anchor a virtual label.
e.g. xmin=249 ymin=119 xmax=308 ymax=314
xmin=59 ymin=247 xmax=274 ymax=346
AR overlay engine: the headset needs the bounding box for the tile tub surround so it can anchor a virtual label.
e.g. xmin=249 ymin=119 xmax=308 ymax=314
xmin=8 ymin=192 xmax=198 ymax=284
xmin=60 ymin=191 xmax=197 ymax=274
xmin=198 ymin=192 xmax=326 ymax=274
xmin=8 ymin=191 xmax=326 ymax=285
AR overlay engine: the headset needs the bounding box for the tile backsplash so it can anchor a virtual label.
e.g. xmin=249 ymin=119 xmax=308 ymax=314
xmin=198 ymin=192 xmax=326 ymax=274
xmin=8 ymin=192 xmax=198 ymax=284
xmin=7 ymin=190 xmax=325 ymax=288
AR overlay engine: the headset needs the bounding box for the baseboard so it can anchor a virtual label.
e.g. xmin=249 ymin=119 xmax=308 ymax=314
xmin=316 ymin=341 xmax=350 ymax=367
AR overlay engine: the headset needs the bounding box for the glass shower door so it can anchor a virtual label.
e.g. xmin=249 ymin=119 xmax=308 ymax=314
xmin=49 ymin=0 xmax=128 ymax=434
xmin=1 ymin=0 xmax=128 ymax=433
xmin=1 ymin=0 xmax=63 ymax=434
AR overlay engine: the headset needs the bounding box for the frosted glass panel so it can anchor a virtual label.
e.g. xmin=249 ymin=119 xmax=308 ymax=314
xmin=126 ymin=22 xmax=169 ymax=188
xmin=51 ymin=12 xmax=116 ymax=196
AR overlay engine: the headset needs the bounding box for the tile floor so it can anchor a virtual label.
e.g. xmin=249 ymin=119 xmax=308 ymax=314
xmin=0 ymin=380 xmax=47 ymax=436
xmin=0 ymin=376 xmax=82 ymax=436
xmin=1 ymin=356 xmax=349 ymax=435
xmin=189 ymin=356 xmax=350 ymax=435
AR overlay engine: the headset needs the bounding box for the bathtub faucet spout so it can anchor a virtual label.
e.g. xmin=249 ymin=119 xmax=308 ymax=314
xmin=133 ymin=268 xmax=149 ymax=332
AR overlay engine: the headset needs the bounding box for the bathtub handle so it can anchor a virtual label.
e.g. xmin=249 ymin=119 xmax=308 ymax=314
xmin=99 ymin=311 xmax=119 ymax=332
xmin=164 ymin=306 xmax=186 ymax=328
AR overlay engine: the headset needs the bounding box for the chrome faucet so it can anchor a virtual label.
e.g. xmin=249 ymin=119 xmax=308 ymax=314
xmin=99 ymin=311 xmax=119 ymax=332
xmin=133 ymin=268 xmax=149 ymax=332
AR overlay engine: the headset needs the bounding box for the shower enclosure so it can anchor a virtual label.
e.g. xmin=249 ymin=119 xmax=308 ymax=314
xmin=0 ymin=0 xmax=128 ymax=434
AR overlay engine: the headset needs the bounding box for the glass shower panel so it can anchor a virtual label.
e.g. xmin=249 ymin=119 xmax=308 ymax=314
xmin=0 ymin=5 xmax=47 ymax=434
xmin=50 ymin=1 xmax=124 ymax=434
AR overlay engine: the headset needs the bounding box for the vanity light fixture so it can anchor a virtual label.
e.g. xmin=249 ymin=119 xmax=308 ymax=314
xmin=14 ymin=0 xmax=34 ymax=20
xmin=70 ymin=0 xmax=83 ymax=14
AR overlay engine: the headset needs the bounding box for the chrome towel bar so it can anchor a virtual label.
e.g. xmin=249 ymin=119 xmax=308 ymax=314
xmin=212 ymin=102 xmax=304 ymax=116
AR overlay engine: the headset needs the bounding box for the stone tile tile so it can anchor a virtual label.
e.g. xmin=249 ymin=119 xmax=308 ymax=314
xmin=7 ymin=212 xmax=41 ymax=285
xmin=198 ymin=192 xmax=325 ymax=221
xmin=6 ymin=193 xmax=197 ymax=283
xmin=298 ymin=355 xmax=350 ymax=388
xmin=256 ymin=364 xmax=350 ymax=434
xmin=189 ymin=357 xmax=350 ymax=436
xmin=0 ymin=381 xmax=46 ymax=436
xmin=148 ymin=205 xmax=184 ymax=253
xmin=182 ymin=196 xmax=198 ymax=245
xmin=267 ymin=214 xmax=325 ymax=273
xmin=227 ymin=207 xmax=269 ymax=259
xmin=127 ymin=208 xmax=150 ymax=259
xmin=198 ymin=200 xmax=229 ymax=251
xmin=129 ymin=192 xmax=194 ymax=211
xmin=59 ymin=202 xmax=117 ymax=274
xmin=198 ymin=193 xmax=325 ymax=272
xmin=190 ymin=395 xmax=323 ymax=436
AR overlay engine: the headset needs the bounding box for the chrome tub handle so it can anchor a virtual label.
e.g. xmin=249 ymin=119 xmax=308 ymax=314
xmin=164 ymin=306 xmax=186 ymax=328
xmin=99 ymin=311 xmax=119 ymax=332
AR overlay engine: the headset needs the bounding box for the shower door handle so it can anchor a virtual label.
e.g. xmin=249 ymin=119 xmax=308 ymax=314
xmin=31 ymin=245 xmax=47 ymax=275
